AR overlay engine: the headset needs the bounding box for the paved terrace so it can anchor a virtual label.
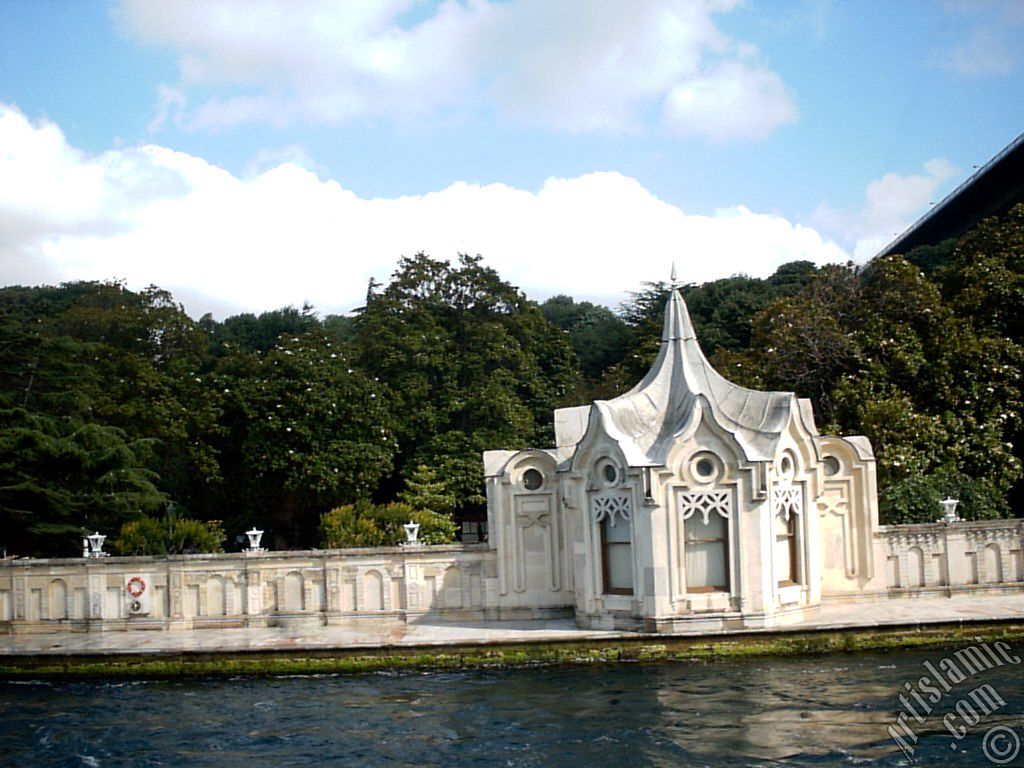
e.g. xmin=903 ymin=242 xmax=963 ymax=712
xmin=2 ymin=592 xmax=1023 ymax=657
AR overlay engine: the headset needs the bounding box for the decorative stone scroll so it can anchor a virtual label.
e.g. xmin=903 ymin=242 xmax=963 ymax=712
xmin=678 ymin=490 xmax=731 ymax=524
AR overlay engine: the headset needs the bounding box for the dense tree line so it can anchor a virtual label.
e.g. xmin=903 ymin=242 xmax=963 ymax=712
xmin=1 ymin=206 xmax=1021 ymax=556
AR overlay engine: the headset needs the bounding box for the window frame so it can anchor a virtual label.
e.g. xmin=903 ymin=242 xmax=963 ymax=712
xmin=775 ymin=511 xmax=801 ymax=587
xmin=600 ymin=515 xmax=634 ymax=596
xmin=683 ymin=511 xmax=730 ymax=593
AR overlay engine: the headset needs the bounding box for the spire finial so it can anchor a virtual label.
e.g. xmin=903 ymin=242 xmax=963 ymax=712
xmin=670 ymin=262 xmax=679 ymax=289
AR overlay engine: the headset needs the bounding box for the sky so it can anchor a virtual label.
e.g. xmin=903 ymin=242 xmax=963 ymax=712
xmin=1 ymin=1 xmax=1023 ymax=319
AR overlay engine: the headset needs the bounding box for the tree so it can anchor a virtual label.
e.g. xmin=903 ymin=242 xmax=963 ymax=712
xmin=319 ymin=501 xmax=456 ymax=548
xmin=350 ymin=254 xmax=581 ymax=517
xmin=0 ymin=410 xmax=167 ymax=556
xmin=937 ymin=204 xmax=1024 ymax=341
xmin=729 ymin=255 xmax=1022 ymax=522
xmin=399 ymin=463 xmax=458 ymax=516
xmin=540 ymin=295 xmax=629 ymax=384
xmin=204 ymin=304 xmax=321 ymax=356
xmin=113 ymin=516 xmax=225 ymax=555
xmin=1 ymin=281 xmax=224 ymax=520
xmin=214 ymin=327 xmax=396 ymax=547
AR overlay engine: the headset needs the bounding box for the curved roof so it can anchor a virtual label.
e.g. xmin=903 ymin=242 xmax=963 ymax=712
xmin=593 ymin=288 xmax=796 ymax=465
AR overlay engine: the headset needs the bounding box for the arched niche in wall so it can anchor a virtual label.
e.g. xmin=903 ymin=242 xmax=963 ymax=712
xmin=588 ymin=451 xmax=634 ymax=596
xmin=815 ymin=435 xmax=876 ymax=584
xmin=505 ymin=451 xmax=563 ymax=595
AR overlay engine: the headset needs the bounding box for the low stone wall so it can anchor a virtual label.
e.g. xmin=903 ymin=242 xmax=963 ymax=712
xmin=5 ymin=519 xmax=1022 ymax=636
xmin=873 ymin=519 xmax=1024 ymax=594
xmin=0 ymin=544 xmax=500 ymax=634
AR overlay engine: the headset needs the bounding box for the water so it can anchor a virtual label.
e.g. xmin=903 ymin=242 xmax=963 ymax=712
xmin=3 ymin=650 xmax=1024 ymax=767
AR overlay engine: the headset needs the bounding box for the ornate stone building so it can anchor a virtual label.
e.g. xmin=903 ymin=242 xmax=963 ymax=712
xmin=2 ymin=286 xmax=1021 ymax=636
xmin=484 ymin=286 xmax=884 ymax=631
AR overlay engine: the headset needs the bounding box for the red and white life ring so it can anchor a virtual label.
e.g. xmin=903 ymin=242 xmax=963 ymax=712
xmin=126 ymin=576 xmax=147 ymax=597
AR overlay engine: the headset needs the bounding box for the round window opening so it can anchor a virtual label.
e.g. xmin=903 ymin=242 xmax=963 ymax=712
xmin=822 ymin=456 xmax=841 ymax=477
xmin=522 ymin=468 xmax=544 ymax=490
xmin=602 ymin=463 xmax=618 ymax=484
xmin=695 ymin=458 xmax=715 ymax=478
xmin=780 ymin=455 xmax=793 ymax=477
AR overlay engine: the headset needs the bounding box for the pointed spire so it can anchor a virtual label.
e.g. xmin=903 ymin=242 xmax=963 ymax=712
xmin=670 ymin=261 xmax=678 ymax=288
xmin=661 ymin=286 xmax=697 ymax=342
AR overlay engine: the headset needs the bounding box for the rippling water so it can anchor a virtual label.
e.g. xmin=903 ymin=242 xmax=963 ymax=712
xmin=3 ymin=650 xmax=1024 ymax=766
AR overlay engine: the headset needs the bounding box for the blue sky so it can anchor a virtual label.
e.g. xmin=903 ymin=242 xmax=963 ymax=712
xmin=1 ymin=1 xmax=1023 ymax=318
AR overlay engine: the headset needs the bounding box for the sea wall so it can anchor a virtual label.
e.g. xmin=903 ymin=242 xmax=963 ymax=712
xmin=0 ymin=544 xmax=504 ymax=633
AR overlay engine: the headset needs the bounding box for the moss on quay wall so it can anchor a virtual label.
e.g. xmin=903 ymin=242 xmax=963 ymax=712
xmin=3 ymin=621 xmax=1024 ymax=680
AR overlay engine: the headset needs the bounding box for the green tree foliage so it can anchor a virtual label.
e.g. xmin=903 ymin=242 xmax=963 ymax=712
xmin=350 ymin=254 xmax=580 ymax=515
xmin=214 ymin=327 xmax=396 ymax=547
xmin=319 ymin=500 xmax=456 ymax=548
xmin=113 ymin=516 xmax=225 ymax=556
xmin=2 ymin=281 xmax=222 ymax=519
xmin=0 ymin=411 xmax=167 ymax=555
xmin=938 ymin=204 xmax=1024 ymax=342
xmin=202 ymin=303 xmax=321 ymax=355
xmin=540 ymin=295 xmax=630 ymax=383
xmin=399 ymin=463 xmax=458 ymax=516
xmin=934 ymin=203 xmax=1024 ymax=511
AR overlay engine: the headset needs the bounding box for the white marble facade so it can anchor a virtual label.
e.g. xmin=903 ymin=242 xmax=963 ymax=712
xmin=485 ymin=287 xmax=895 ymax=632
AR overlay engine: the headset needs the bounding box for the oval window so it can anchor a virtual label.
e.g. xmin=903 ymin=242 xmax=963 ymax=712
xmin=523 ymin=468 xmax=544 ymax=490
xmin=603 ymin=463 xmax=618 ymax=484
xmin=696 ymin=458 xmax=715 ymax=478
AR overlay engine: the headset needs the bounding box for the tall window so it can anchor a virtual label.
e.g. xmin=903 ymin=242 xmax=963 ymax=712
xmin=594 ymin=493 xmax=632 ymax=596
xmin=772 ymin=487 xmax=803 ymax=587
xmin=684 ymin=511 xmax=729 ymax=592
xmin=600 ymin=516 xmax=633 ymax=595
xmin=775 ymin=512 xmax=800 ymax=586
xmin=680 ymin=491 xmax=731 ymax=593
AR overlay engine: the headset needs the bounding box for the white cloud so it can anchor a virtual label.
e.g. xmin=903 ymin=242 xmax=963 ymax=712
xmin=113 ymin=0 xmax=797 ymax=141
xmin=0 ymin=103 xmax=844 ymax=318
xmin=810 ymin=158 xmax=958 ymax=261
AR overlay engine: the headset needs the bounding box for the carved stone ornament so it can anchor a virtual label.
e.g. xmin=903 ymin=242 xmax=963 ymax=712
xmin=517 ymin=506 xmax=550 ymax=528
xmin=592 ymin=494 xmax=631 ymax=526
xmin=679 ymin=490 xmax=731 ymax=525
xmin=773 ymin=487 xmax=803 ymax=522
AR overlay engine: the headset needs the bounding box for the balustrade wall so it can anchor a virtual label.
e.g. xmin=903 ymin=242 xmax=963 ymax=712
xmin=869 ymin=519 xmax=1024 ymax=595
xmin=0 ymin=544 xmax=498 ymax=633
xmin=3 ymin=519 xmax=1022 ymax=635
